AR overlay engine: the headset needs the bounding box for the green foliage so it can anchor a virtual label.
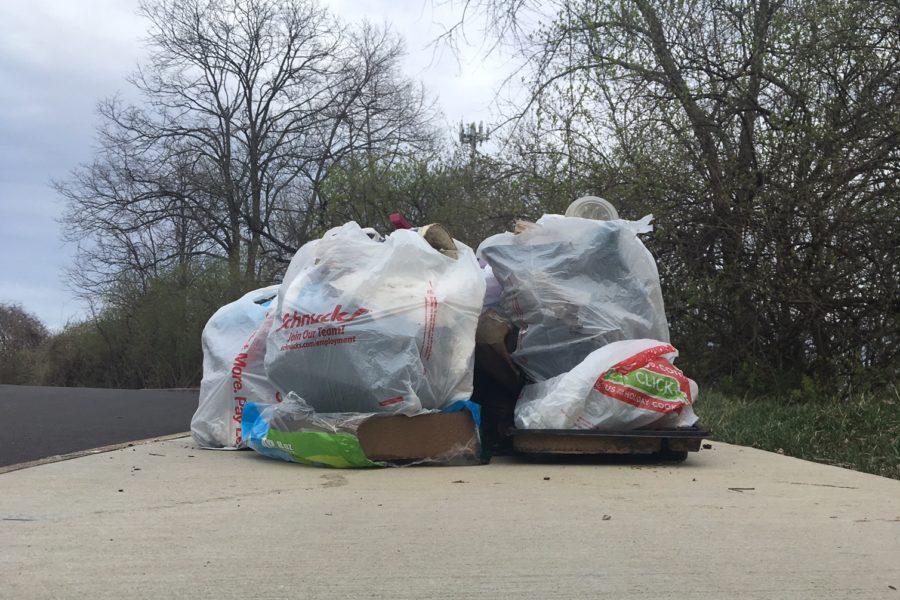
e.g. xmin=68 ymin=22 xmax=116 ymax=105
xmin=0 ymin=304 xmax=48 ymax=385
xmin=700 ymin=387 xmax=900 ymax=480
xmin=493 ymin=0 xmax=900 ymax=388
xmin=39 ymin=262 xmax=250 ymax=388
xmin=317 ymin=150 xmax=532 ymax=248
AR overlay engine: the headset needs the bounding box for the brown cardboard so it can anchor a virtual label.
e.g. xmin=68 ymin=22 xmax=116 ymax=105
xmin=513 ymin=220 xmax=538 ymax=234
xmin=419 ymin=223 xmax=459 ymax=259
xmin=472 ymin=309 xmax=523 ymax=449
xmin=474 ymin=309 xmax=522 ymax=392
xmin=357 ymin=410 xmax=480 ymax=463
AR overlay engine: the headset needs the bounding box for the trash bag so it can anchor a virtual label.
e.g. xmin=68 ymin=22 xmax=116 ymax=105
xmin=514 ymin=339 xmax=698 ymax=431
xmin=242 ymin=393 xmax=483 ymax=468
xmin=477 ymin=215 xmax=669 ymax=381
xmin=265 ymin=222 xmax=485 ymax=414
xmin=479 ymin=259 xmax=503 ymax=309
xmin=191 ymin=285 xmax=282 ymax=448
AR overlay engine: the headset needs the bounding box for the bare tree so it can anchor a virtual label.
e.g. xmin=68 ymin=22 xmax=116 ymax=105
xmin=57 ymin=0 xmax=438 ymax=298
xmin=0 ymin=304 xmax=49 ymax=384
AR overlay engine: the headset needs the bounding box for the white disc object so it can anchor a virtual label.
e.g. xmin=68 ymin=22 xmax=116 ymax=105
xmin=565 ymin=196 xmax=619 ymax=221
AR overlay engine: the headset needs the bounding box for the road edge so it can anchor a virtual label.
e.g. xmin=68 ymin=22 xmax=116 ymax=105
xmin=0 ymin=432 xmax=191 ymax=475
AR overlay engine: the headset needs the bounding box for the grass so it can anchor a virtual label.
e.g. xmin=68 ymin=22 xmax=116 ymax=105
xmin=698 ymin=387 xmax=900 ymax=480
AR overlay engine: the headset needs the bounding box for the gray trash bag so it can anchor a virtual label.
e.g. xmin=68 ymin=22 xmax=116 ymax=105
xmin=477 ymin=215 xmax=669 ymax=381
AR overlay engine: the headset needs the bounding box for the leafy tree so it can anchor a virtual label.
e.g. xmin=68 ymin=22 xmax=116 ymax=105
xmin=461 ymin=0 xmax=900 ymax=384
xmin=317 ymin=148 xmax=531 ymax=248
xmin=40 ymin=263 xmax=235 ymax=388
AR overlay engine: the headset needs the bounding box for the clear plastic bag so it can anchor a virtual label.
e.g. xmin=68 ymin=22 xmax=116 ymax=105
xmin=265 ymin=222 xmax=485 ymax=414
xmin=477 ymin=215 xmax=669 ymax=381
xmin=515 ymin=339 xmax=698 ymax=431
xmin=191 ymin=286 xmax=281 ymax=449
xmin=242 ymin=393 xmax=483 ymax=468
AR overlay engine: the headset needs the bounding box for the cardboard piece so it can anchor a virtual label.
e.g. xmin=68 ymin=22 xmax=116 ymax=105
xmin=419 ymin=223 xmax=459 ymax=259
xmin=471 ymin=309 xmax=523 ymax=450
xmin=357 ymin=410 xmax=481 ymax=463
xmin=474 ymin=310 xmax=522 ymax=392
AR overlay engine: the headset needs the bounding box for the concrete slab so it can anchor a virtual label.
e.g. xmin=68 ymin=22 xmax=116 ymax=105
xmin=1 ymin=438 xmax=898 ymax=599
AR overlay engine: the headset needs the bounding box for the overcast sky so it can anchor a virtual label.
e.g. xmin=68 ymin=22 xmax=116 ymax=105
xmin=0 ymin=0 xmax=515 ymax=330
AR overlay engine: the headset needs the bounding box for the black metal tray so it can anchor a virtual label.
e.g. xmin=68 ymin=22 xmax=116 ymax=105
xmin=509 ymin=424 xmax=709 ymax=461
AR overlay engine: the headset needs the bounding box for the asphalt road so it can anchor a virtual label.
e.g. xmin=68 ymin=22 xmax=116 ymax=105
xmin=0 ymin=385 xmax=198 ymax=467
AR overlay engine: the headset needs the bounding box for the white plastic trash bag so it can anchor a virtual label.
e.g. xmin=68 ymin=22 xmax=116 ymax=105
xmin=479 ymin=259 xmax=503 ymax=309
xmin=191 ymin=285 xmax=282 ymax=448
xmin=515 ymin=339 xmax=698 ymax=431
xmin=477 ymin=215 xmax=669 ymax=381
xmin=265 ymin=222 xmax=485 ymax=414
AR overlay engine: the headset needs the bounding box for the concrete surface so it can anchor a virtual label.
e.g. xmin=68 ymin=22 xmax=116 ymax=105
xmin=0 ymin=385 xmax=198 ymax=467
xmin=1 ymin=438 xmax=898 ymax=599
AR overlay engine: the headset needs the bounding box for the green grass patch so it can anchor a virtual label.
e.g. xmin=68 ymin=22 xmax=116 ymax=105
xmin=698 ymin=387 xmax=900 ymax=480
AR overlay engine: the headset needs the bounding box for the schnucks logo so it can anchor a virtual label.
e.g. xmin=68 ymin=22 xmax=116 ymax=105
xmin=593 ymin=345 xmax=693 ymax=415
xmin=276 ymin=304 xmax=369 ymax=331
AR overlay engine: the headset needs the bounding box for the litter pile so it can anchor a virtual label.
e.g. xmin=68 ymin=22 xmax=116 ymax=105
xmin=191 ymin=202 xmax=702 ymax=468
xmin=191 ymin=221 xmax=484 ymax=467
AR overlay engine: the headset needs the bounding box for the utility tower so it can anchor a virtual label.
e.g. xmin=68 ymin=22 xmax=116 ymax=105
xmin=458 ymin=121 xmax=489 ymax=161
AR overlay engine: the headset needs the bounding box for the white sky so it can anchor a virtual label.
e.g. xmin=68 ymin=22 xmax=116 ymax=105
xmin=0 ymin=0 xmax=517 ymax=330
